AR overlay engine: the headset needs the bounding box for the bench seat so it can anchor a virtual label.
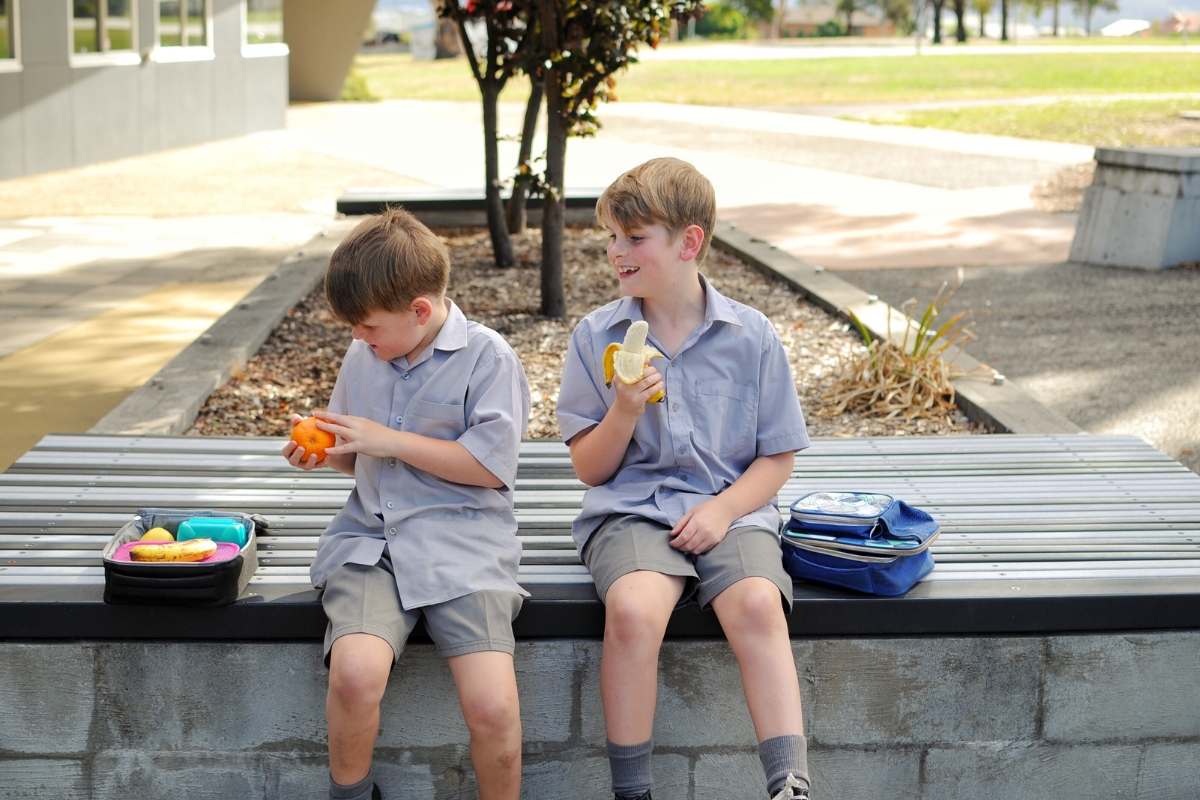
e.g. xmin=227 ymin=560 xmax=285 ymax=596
xmin=2 ymin=433 xmax=1199 ymax=640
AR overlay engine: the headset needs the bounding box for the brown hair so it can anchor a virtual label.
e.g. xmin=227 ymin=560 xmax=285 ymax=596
xmin=595 ymin=157 xmax=717 ymax=264
xmin=324 ymin=206 xmax=450 ymax=325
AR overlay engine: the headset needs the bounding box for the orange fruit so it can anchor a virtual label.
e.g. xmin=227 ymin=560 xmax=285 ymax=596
xmin=291 ymin=417 xmax=336 ymax=461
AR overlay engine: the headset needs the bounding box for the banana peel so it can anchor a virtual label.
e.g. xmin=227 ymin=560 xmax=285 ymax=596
xmin=129 ymin=538 xmax=218 ymax=563
xmin=603 ymin=320 xmax=665 ymax=403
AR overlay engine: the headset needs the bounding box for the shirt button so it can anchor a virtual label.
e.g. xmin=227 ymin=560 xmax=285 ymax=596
xmin=681 ymin=474 xmax=689 ymax=482
xmin=672 ymin=403 xmax=679 ymax=411
xmin=671 ymin=360 xmax=677 ymax=367
xmin=387 ymin=501 xmax=395 ymax=509
xmin=395 ymin=415 xmax=403 ymax=424
xmin=678 ymin=445 xmax=687 ymax=454
xmin=389 ymin=527 xmax=396 ymax=535
xmin=388 ymin=458 xmax=397 ymax=467
xmin=402 ymin=372 xmax=410 ymax=380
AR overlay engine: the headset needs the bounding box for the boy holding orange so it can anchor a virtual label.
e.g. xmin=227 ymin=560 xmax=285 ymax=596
xmin=282 ymin=207 xmax=531 ymax=800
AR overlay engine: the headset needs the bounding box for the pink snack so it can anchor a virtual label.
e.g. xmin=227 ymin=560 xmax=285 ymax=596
xmin=112 ymin=541 xmax=241 ymax=563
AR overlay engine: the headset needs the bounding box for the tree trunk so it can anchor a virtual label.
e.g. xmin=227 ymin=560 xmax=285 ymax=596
xmin=1053 ymin=0 xmax=1060 ymax=35
xmin=771 ymin=0 xmax=786 ymax=37
xmin=435 ymin=21 xmax=462 ymax=58
xmin=954 ymin=0 xmax=967 ymax=40
xmin=506 ymin=78 xmax=544 ymax=236
xmin=540 ymin=71 xmax=567 ymax=319
xmin=980 ymin=9 xmax=986 ymax=37
xmin=1000 ymin=0 xmax=1008 ymax=40
xmin=481 ymin=82 xmax=514 ymax=269
xmin=537 ymin=0 xmax=566 ymax=319
xmin=932 ymin=0 xmax=945 ymax=42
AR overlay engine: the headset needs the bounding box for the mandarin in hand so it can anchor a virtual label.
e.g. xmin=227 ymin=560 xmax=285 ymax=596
xmin=290 ymin=417 xmax=336 ymax=461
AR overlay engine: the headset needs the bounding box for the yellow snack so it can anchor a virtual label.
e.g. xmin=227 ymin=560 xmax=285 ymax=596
xmin=129 ymin=538 xmax=217 ymax=563
xmin=603 ymin=320 xmax=665 ymax=403
xmin=139 ymin=527 xmax=174 ymax=542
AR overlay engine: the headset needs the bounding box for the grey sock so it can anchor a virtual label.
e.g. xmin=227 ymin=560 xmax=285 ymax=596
xmin=607 ymin=738 xmax=654 ymax=798
xmin=759 ymin=734 xmax=810 ymax=796
xmin=330 ymin=769 xmax=375 ymax=800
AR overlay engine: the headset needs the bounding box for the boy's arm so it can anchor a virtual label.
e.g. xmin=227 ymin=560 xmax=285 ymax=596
xmin=669 ymin=450 xmax=795 ymax=554
xmin=567 ymin=365 xmax=664 ymax=487
xmin=316 ymin=411 xmax=505 ymax=488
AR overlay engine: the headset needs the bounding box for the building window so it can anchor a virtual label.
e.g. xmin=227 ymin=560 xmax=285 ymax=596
xmin=0 ymin=0 xmax=15 ymax=60
xmin=158 ymin=0 xmax=208 ymax=48
xmin=245 ymin=0 xmax=282 ymax=45
xmin=73 ymin=0 xmax=135 ymax=54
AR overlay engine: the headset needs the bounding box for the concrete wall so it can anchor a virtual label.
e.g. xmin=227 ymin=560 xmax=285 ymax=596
xmin=0 ymin=0 xmax=288 ymax=181
xmin=1069 ymin=147 xmax=1200 ymax=270
xmin=2 ymin=632 xmax=1199 ymax=799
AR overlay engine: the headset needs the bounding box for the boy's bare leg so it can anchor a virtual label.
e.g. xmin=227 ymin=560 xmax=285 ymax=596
xmin=709 ymin=577 xmax=804 ymax=739
xmin=600 ymin=570 xmax=687 ymax=744
xmin=447 ymin=651 xmax=523 ymax=800
xmin=327 ymin=633 xmax=395 ymax=785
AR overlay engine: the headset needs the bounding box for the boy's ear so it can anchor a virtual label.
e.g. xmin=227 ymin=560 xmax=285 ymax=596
xmin=410 ymin=295 xmax=435 ymax=324
xmin=679 ymin=224 xmax=705 ymax=263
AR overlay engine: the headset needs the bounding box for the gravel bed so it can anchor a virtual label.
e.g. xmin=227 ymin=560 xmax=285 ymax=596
xmin=187 ymin=225 xmax=985 ymax=440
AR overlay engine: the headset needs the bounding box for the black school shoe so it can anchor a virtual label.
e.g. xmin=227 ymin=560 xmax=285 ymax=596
xmin=615 ymin=793 xmax=651 ymax=800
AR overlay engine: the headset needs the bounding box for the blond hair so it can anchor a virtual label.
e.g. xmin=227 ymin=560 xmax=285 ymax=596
xmin=595 ymin=157 xmax=716 ymax=264
xmin=324 ymin=206 xmax=450 ymax=325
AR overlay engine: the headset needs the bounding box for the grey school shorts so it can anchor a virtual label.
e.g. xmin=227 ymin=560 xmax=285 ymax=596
xmin=581 ymin=513 xmax=794 ymax=612
xmin=321 ymin=557 xmax=523 ymax=668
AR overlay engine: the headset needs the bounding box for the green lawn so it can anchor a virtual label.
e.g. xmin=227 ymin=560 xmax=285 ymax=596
xmin=356 ymin=50 xmax=1200 ymax=107
xmin=866 ymin=98 xmax=1200 ymax=147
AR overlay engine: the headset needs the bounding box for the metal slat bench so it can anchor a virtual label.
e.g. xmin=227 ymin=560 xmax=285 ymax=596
xmin=2 ymin=433 xmax=1200 ymax=640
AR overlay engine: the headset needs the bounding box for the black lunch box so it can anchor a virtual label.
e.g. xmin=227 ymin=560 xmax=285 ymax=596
xmin=101 ymin=508 xmax=266 ymax=607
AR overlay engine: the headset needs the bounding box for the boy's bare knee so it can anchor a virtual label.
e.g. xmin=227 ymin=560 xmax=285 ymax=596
xmin=605 ymin=594 xmax=668 ymax=649
xmin=463 ymin=691 xmax=521 ymax=741
xmin=328 ymin=638 xmax=392 ymax=709
xmin=719 ymin=577 xmax=786 ymax=635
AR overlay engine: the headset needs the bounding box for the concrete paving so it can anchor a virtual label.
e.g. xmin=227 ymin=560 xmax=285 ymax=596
xmin=0 ymin=97 xmax=1195 ymax=476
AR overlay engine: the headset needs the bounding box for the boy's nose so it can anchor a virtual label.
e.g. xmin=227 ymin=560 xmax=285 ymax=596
xmin=351 ymin=326 xmax=366 ymax=340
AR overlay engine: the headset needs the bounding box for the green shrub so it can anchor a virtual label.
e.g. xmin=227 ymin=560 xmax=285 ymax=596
xmin=340 ymin=68 xmax=380 ymax=102
xmin=696 ymin=2 xmax=746 ymax=38
xmin=817 ymin=19 xmax=846 ymax=37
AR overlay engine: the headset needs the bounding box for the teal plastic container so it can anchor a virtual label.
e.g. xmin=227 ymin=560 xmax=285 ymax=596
xmin=177 ymin=517 xmax=248 ymax=547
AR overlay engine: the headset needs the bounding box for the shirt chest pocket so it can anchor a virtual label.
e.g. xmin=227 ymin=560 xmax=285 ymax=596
xmin=405 ymin=399 xmax=467 ymax=441
xmin=692 ymin=379 xmax=758 ymax=457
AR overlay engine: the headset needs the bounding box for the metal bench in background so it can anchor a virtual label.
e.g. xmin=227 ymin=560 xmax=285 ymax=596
xmin=3 ymin=432 xmax=1199 ymax=640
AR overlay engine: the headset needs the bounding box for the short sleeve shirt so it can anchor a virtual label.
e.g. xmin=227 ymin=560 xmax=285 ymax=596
xmin=555 ymin=275 xmax=810 ymax=553
xmin=309 ymin=300 xmax=532 ymax=609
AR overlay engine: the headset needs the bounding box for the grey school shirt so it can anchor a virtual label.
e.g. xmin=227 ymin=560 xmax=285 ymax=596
xmin=556 ymin=276 xmax=810 ymax=553
xmin=309 ymin=300 xmax=532 ymax=609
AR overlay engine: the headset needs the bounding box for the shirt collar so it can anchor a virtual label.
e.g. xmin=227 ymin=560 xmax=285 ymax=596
xmin=395 ymin=298 xmax=468 ymax=370
xmin=602 ymin=274 xmax=744 ymax=333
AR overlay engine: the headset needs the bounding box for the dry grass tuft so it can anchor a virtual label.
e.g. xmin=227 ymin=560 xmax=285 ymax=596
xmin=819 ymin=282 xmax=989 ymax=421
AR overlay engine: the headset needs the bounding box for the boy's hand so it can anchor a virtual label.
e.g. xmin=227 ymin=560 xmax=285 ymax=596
xmin=670 ymin=498 xmax=737 ymax=555
xmin=317 ymin=410 xmax=399 ymax=459
xmin=612 ymin=364 xmax=663 ymax=421
xmin=282 ymin=414 xmax=324 ymax=471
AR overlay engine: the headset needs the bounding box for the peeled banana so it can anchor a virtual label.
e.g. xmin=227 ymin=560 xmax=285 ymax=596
xmin=129 ymin=537 xmax=218 ymax=563
xmin=603 ymin=320 xmax=665 ymax=403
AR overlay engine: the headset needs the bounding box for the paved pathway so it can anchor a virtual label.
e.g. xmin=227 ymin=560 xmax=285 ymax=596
xmin=0 ymin=98 xmax=1194 ymax=475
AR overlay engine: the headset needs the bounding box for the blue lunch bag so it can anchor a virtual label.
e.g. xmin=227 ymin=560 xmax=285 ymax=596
xmin=781 ymin=492 xmax=940 ymax=597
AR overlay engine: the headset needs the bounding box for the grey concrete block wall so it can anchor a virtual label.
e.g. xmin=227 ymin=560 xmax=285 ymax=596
xmin=2 ymin=632 xmax=1199 ymax=799
xmin=0 ymin=0 xmax=288 ymax=181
